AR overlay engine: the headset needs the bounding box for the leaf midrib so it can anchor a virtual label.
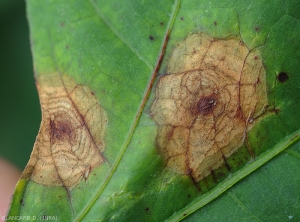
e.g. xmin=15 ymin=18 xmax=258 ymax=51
xmin=75 ymin=0 xmax=181 ymax=220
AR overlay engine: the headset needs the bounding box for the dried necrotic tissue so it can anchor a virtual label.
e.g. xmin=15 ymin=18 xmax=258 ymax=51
xmin=22 ymin=74 xmax=107 ymax=188
xmin=151 ymin=33 xmax=267 ymax=181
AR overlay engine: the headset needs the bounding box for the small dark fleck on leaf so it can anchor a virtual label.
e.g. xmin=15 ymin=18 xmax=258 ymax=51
xmin=91 ymin=91 xmax=95 ymax=95
xmin=194 ymin=94 xmax=217 ymax=115
xmin=160 ymin=22 xmax=164 ymax=26
xmin=277 ymin=72 xmax=288 ymax=83
xmin=60 ymin=22 xmax=64 ymax=27
xmin=214 ymin=21 xmax=217 ymax=25
xmin=183 ymin=213 xmax=187 ymax=216
xmin=187 ymin=194 xmax=191 ymax=198
xmin=255 ymin=77 xmax=260 ymax=84
xmin=255 ymin=27 xmax=260 ymax=32
xmin=254 ymin=56 xmax=258 ymax=60
xmin=180 ymin=17 xmax=184 ymax=20
xmin=66 ymin=45 xmax=69 ymax=49
xmin=275 ymin=109 xmax=280 ymax=114
xmin=149 ymin=36 xmax=154 ymax=41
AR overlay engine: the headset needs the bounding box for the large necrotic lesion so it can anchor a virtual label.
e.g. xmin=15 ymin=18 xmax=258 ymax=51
xmin=22 ymin=74 xmax=107 ymax=188
xmin=150 ymin=33 xmax=268 ymax=181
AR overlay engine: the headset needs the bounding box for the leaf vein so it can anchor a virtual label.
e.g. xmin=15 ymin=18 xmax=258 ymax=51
xmin=89 ymin=0 xmax=153 ymax=70
xmin=228 ymin=191 xmax=262 ymax=221
xmin=284 ymin=149 xmax=300 ymax=160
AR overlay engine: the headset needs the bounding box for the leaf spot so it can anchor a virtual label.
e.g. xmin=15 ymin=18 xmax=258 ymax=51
xmin=277 ymin=72 xmax=288 ymax=83
xmin=22 ymin=74 xmax=107 ymax=188
xmin=150 ymin=33 xmax=268 ymax=181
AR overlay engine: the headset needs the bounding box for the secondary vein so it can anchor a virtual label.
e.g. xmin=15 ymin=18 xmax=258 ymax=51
xmin=228 ymin=191 xmax=262 ymax=222
xmin=89 ymin=0 xmax=153 ymax=70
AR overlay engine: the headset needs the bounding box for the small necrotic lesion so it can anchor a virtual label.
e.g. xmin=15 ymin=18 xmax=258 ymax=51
xmin=50 ymin=115 xmax=73 ymax=141
xmin=194 ymin=94 xmax=217 ymax=116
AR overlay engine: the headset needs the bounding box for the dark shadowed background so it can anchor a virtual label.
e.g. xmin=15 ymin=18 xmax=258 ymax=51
xmin=0 ymin=0 xmax=40 ymax=170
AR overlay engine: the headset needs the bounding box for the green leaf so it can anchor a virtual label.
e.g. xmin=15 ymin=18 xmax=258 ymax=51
xmin=7 ymin=0 xmax=300 ymax=221
xmin=183 ymin=140 xmax=300 ymax=221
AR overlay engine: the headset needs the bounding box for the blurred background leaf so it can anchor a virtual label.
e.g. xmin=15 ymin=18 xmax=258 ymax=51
xmin=0 ymin=0 xmax=40 ymax=169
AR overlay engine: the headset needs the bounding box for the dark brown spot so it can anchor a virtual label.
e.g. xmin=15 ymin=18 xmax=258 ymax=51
xmin=194 ymin=94 xmax=217 ymax=116
xmin=255 ymin=27 xmax=260 ymax=32
xmin=50 ymin=115 xmax=74 ymax=143
xmin=255 ymin=77 xmax=260 ymax=85
xmin=214 ymin=21 xmax=217 ymax=26
xmin=149 ymin=36 xmax=154 ymax=41
xmin=180 ymin=17 xmax=184 ymax=21
xmin=167 ymin=130 xmax=173 ymax=140
xmin=271 ymin=107 xmax=280 ymax=115
xmin=160 ymin=22 xmax=164 ymax=26
xmin=187 ymin=168 xmax=193 ymax=176
xmin=91 ymin=91 xmax=95 ymax=95
xmin=183 ymin=213 xmax=187 ymax=216
xmin=187 ymin=194 xmax=191 ymax=198
xmin=254 ymin=56 xmax=258 ymax=60
xmin=234 ymin=106 xmax=244 ymax=119
xmin=53 ymin=121 xmax=71 ymax=139
xmin=145 ymin=207 xmax=149 ymax=212
xmin=277 ymin=72 xmax=288 ymax=83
